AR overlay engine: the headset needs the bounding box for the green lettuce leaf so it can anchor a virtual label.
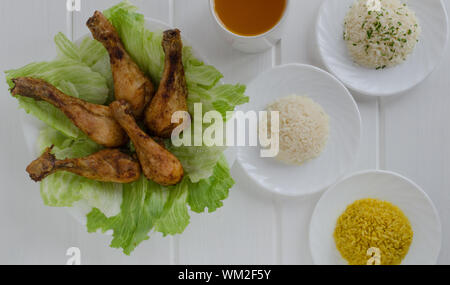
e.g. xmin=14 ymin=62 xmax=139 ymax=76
xmin=17 ymin=96 xmax=85 ymax=139
xmin=154 ymin=180 xmax=190 ymax=235
xmin=37 ymin=126 xmax=73 ymax=151
xmin=187 ymin=156 xmax=234 ymax=213
xmin=5 ymin=56 xmax=109 ymax=138
xmin=168 ymin=144 xmax=227 ymax=183
xmin=55 ymin=32 xmax=114 ymax=103
xmin=87 ymin=177 xmax=190 ymax=255
xmin=6 ymin=59 xmax=108 ymax=104
xmin=86 ymin=157 xmax=233 ymax=254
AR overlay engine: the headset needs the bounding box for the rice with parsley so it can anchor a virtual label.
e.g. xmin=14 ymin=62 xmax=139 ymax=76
xmin=334 ymin=198 xmax=413 ymax=265
xmin=343 ymin=0 xmax=421 ymax=69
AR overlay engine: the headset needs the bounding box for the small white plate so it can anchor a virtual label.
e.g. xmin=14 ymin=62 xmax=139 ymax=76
xmin=309 ymin=170 xmax=442 ymax=265
xmin=236 ymin=64 xmax=361 ymax=197
xmin=317 ymin=0 xmax=449 ymax=96
xmin=19 ymin=17 xmax=237 ymax=227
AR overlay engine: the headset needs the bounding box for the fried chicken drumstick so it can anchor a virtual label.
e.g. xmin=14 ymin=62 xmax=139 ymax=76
xmin=26 ymin=147 xmax=141 ymax=183
xmin=145 ymin=29 xmax=189 ymax=138
xmin=110 ymin=100 xmax=184 ymax=186
xmin=87 ymin=11 xmax=154 ymax=117
xmin=11 ymin=77 xmax=128 ymax=148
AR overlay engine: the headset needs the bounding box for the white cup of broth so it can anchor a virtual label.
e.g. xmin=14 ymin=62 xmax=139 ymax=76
xmin=209 ymin=0 xmax=289 ymax=53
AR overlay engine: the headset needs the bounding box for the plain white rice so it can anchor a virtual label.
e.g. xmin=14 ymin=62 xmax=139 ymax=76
xmin=266 ymin=95 xmax=329 ymax=165
xmin=344 ymin=0 xmax=420 ymax=69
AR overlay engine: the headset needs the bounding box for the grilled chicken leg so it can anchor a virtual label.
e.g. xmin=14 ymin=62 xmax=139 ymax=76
xmin=110 ymin=100 xmax=184 ymax=186
xmin=144 ymin=29 xmax=189 ymax=138
xmin=11 ymin=77 xmax=128 ymax=148
xmin=87 ymin=11 xmax=154 ymax=117
xmin=26 ymin=147 xmax=141 ymax=183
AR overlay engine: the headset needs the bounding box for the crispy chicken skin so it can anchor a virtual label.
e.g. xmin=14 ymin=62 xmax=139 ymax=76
xmin=26 ymin=147 xmax=141 ymax=183
xmin=145 ymin=29 xmax=189 ymax=138
xmin=110 ymin=100 xmax=184 ymax=186
xmin=11 ymin=77 xmax=128 ymax=148
xmin=87 ymin=11 xmax=154 ymax=117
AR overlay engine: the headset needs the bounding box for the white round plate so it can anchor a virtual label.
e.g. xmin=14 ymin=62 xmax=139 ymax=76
xmin=19 ymin=17 xmax=236 ymax=226
xmin=317 ymin=0 xmax=449 ymax=96
xmin=236 ymin=64 xmax=361 ymax=197
xmin=309 ymin=170 xmax=442 ymax=265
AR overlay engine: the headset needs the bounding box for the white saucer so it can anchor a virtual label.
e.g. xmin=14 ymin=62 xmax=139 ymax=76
xmin=317 ymin=0 xmax=449 ymax=96
xmin=309 ymin=170 xmax=442 ymax=265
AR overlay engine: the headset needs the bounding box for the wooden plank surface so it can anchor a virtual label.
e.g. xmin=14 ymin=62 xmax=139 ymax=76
xmin=277 ymin=0 xmax=379 ymax=264
xmin=173 ymin=0 xmax=277 ymax=264
xmin=73 ymin=0 xmax=170 ymax=40
xmin=0 ymin=0 xmax=72 ymax=264
xmin=382 ymin=0 xmax=450 ymax=264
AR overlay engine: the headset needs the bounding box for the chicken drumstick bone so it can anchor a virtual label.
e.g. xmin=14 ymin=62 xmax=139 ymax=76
xmin=145 ymin=29 xmax=189 ymax=138
xmin=110 ymin=100 xmax=184 ymax=186
xmin=11 ymin=77 xmax=128 ymax=148
xmin=87 ymin=11 xmax=155 ymax=117
xmin=26 ymin=147 xmax=141 ymax=183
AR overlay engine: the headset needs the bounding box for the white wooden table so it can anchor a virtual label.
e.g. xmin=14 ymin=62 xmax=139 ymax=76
xmin=0 ymin=0 xmax=449 ymax=265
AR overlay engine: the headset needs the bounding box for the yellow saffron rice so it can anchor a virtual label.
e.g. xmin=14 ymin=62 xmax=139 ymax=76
xmin=334 ymin=198 xmax=413 ymax=265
